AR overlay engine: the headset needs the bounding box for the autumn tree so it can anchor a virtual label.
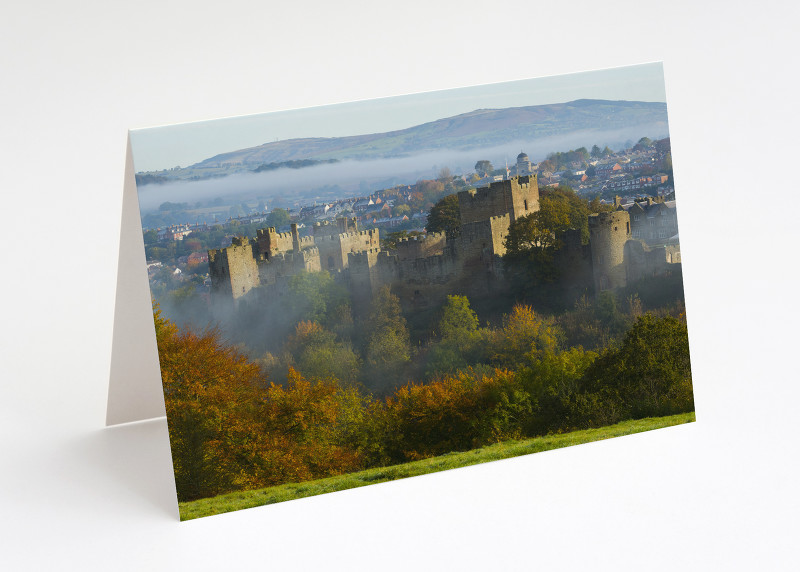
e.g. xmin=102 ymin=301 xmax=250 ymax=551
xmin=489 ymin=304 xmax=560 ymax=369
xmin=155 ymin=304 xmax=266 ymax=501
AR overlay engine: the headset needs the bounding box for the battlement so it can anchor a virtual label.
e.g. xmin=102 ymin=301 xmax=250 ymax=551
xmin=395 ymin=231 xmax=447 ymax=261
xmin=299 ymin=246 xmax=319 ymax=259
xmin=396 ymin=231 xmax=445 ymax=244
xmin=589 ymin=210 xmax=630 ymax=231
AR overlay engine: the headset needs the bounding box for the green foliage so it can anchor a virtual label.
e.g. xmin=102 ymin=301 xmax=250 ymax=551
xmin=425 ymin=296 xmax=488 ymax=378
xmin=426 ymin=193 xmax=461 ymax=239
xmin=558 ymin=293 xmax=635 ymax=351
xmin=475 ymin=160 xmax=493 ymax=176
xmin=539 ymin=148 xmax=590 ymax=173
xmin=503 ymin=187 xmax=592 ymax=295
xmin=505 ymin=186 xmax=590 ymax=255
xmin=438 ymin=295 xmax=479 ymax=339
xmin=574 ymin=314 xmax=693 ymax=425
xmin=633 ymin=137 xmax=653 ymax=151
xmin=143 ymin=229 xmax=158 ymax=245
xmin=285 ymin=321 xmax=361 ymax=386
xmin=286 ymin=271 xmax=349 ymax=325
xmin=265 ymin=207 xmax=291 ymax=229
xmin=253 ymin=158 xmax=339 ymax=172
xmin=362 ymin=286 xmax=412 ymax=392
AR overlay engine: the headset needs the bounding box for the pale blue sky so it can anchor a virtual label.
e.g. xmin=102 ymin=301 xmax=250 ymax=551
xmin=130 ymin=62 xmax=666 ymax=172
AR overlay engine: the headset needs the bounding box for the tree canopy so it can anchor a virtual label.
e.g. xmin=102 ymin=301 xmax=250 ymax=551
xmin=474 ymin=160 xmax=493 ymax=176
xmin=426 ymin=194 xmax=461 ymax=239
xmin=504 ymin=186 xmax=591 ymax=258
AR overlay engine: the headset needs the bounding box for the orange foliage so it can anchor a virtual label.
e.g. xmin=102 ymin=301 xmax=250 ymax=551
xmin=156 ymin=305 xmax=366 ymax=500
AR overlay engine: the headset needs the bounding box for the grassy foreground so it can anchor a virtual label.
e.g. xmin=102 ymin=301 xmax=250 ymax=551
xmin=179 ymin=412 xmax=695 ymax=520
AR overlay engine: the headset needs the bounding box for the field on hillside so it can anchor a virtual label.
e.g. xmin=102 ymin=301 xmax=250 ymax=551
xmin=179 ymin=412 xmax=694 ymax=521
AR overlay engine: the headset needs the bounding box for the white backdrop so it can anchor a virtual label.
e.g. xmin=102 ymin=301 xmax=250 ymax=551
xmin=2 ymin=1 xmax=798 ymax=570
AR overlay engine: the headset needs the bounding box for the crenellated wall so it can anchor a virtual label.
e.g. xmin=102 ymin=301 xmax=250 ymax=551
xmin=394 ymin=231 xmax=446 ymax=260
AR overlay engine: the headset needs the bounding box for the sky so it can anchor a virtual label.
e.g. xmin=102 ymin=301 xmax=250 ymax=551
xmin=129 ymin=63 xmax=667 ymax=173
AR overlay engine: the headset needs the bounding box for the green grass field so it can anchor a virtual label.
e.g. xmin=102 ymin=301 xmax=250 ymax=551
xmin=179 ymin=412 xmax=695 ymax=520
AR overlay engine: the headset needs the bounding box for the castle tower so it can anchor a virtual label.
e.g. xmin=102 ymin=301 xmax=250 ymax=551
xmin=208 ymin=237 xmax=260 ymax=300
xmin=457 ymin=175 xmax=539 ymax=225
xmin=588 ymin=211 xmax=631 ymax=293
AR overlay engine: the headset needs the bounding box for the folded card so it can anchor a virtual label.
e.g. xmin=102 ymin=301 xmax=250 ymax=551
xmin=109 ymin=62 xmax=695 ymax=520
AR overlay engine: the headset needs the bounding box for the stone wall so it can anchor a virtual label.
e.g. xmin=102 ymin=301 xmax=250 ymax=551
xmin=395 ymin=231 xmax=446 ymax=260
xmin=459 ymin=214 xmax=509 ymax=263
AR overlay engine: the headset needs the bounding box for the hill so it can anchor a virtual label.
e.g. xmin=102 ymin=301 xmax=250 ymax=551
xmin=137 ymin=99 xmax=667 ymax=183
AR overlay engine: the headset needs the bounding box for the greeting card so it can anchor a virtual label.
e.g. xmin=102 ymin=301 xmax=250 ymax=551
xmin=109 ymin=63 xmax=694 ymax=520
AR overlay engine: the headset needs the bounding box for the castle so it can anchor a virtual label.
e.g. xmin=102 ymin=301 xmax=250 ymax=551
xmin=589 ymin=196 xmax=681 ymax=293
xmin=208 ymin=174 xmax=681 ymax=312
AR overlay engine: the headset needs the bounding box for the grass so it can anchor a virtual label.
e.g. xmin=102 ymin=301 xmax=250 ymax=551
xmin=179 ymin=411 xmax=695 ymax=520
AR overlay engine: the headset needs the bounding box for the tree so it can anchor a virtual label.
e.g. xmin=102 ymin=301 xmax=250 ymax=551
xmin=505 ymin=186 xmax=591 ymax=257
xmin=489 ymin=304 xmax=560 ymax=368
xmin=426 ymin=295 xmax=485 ymax=377
xmin=437 ymin=166 xmax=453 ymax=182
xmin=578 ymin=314 xmax=693 ymax=423
xmin=503 ymin=187 xmax=592 ymax=292
xmin=287 ymin=271 xmax=349 ymax=325
xmin=475 ymin=160 xmax=493 ymax=176
xmin=155 ymin=304 xmax=266 ymax=501
xmin=143 ymin=229 xmax=158 ymax=245
xmin=393 ymin=203 xmax=411 ymax=217
xmin=633 ymin=137 xmax=653 ymax=152
xmin=285 ymin=321 xmax=361 ymax=385
xmin=426 ymin=194 xmax=461 ymax=239
xmin=362 ymin=286 xmax=412 ymax=392
xmin=266 ymin=207 xmax=291 ymax=229
xmin=590 ymin=144 xmax=602 ymax=159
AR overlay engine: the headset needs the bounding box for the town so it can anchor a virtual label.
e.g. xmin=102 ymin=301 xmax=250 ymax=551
xmin=143 ymin=136 xmax=675 ymax=314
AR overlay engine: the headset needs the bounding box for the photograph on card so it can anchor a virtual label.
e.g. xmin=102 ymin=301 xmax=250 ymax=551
xmin=130 ymin=62 xmax=694 ymax=520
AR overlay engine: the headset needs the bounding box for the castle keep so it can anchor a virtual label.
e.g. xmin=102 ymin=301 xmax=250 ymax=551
xmin=208 ymin=174 xmax=680 ymax=310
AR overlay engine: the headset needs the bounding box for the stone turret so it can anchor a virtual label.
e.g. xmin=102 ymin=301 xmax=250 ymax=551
xmin=589 ymin=210 xmax=631 ymax=293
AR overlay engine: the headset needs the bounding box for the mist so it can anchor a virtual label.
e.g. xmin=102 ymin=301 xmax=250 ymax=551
xmin=137 ymin=121 xmax=668 ymax=213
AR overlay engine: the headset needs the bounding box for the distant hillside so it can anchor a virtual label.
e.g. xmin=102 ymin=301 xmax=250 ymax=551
xmin=137 ymin=99 xmax=668 ymax=182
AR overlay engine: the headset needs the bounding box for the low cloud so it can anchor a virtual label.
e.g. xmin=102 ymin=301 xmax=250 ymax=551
xmin=137 ymin=122 xmax=668 ymax=212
